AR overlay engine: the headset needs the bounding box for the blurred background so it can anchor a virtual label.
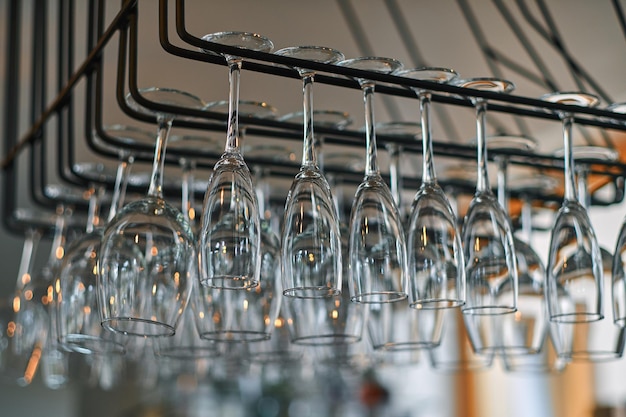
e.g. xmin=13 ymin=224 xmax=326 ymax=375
xmin=3 ymin=0 xmax=626 ymax=416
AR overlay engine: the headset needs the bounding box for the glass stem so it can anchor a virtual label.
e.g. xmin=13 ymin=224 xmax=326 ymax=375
xmin=86 ymin=185 xmax=105 ymax=233
xmin=420 ymin=91 xmax=436 ymax=184
xmin=49 ymin=205 xmax=67 ymax=267
xmin=107 ymin=154 xmax=133 ymax=223
xmin=577 ymin=165 xmax=590 ymax=210
xmin=180 ymin=158 xmax=195 ymax=224
xmin=387 ymin=144 xmax=402 ymax=208
xmin=496 ymin=156 xmax=509 ymax=213
xmin=301 ymin=72 xmax=318 ymax=169
xmin=562 ymin=115 xmax=578 ymax=203
xmin=225 ymin=56 xmax=242 ymax=154
xmin=475 ymin=99 xmax=490 ymax=193
xmin=363 ymin=83 xmax=379 ymax=177
xmin=147 ymin=115 xmax=173 ymax=199
xmin=14 ymin=228 xmax=41 ymax=291
xmin=521 ymin=197 xmax=533 ymax=244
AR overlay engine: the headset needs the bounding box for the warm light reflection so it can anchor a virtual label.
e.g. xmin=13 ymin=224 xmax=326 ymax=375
xmin=152 ymin=284 xmax=157 ymax=295
xmin=109 ymin=296 xmax=115 ymax=305
xmin=13 ymin=296 xmax=20 ymax=312
xmin=474 ymin=237 xmax=481 ymax=252
xmin=151 ymin=246 xmax=158 ymax=257
xmin=84 ymin=306 xmax=92 ymax=315
xmin=7 ymin=321 xmax=16 ymax=337
xmin=274 ymin=318 xmax=284 ymax=328
xmin=243 ymin=299 xmax=249 ymax=311
xmin=24 ymin=290 xmax=33 ymax=301
xmin=331 ymin=310 xmax=339 ymax=319
xmin=24 ymin=343 xmax=43 ymax=385
xmin=174 ymin=272 xmax=180 ymax=287
xmin=21 ymin=273 xmax=31 ymax=285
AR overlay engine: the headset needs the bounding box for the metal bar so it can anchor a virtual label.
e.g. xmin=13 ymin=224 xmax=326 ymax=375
xmin=1 ymin=0 xmax=138 ymax=170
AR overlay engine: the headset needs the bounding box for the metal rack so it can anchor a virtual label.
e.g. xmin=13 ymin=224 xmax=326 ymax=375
xmin=4 ymin=0 xmax=626 ymax=236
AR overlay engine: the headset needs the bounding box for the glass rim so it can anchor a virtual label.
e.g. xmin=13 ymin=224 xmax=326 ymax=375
xmin=200 ymin=31 xmax=274 ymax=54
xmin=454 ymin=77 xmax=515 ymax=93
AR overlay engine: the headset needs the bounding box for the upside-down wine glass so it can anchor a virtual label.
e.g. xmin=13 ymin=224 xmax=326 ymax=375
xmin=337 ymin=56 xmax=408 ymax=303
xmin=58 ymin=128 xmax=145 ymax=354
xmin=281 ymin=111 xmax=365 ymax=348
xmin=456 ymin=77 xmax=518 ymax=315
xmin=193 ymin=117 xmax=282 ymax=344
xmin=199 ymin=32 xmax=273 ymax=290
xmin=399 ymin=67 xmax=466 ymax=309
xmin=488 ymin=135 xmax=547 ymax=356
xmin=542 ymin=92 xmax=603 ymax=323
xmin=550 ymin=145 xmax=623 ymax=361
xmin=609 ymin=102 xmax=626 ymax=328
xmin=501 ymin=172 xmax=567 ymax=372
xmin=278 ymin=46 xmax=344 ymax=298
xmin=98 ymin=88 xmax=204 ymax=337
xmin=362 ymin=122 xmax=441 ymax=361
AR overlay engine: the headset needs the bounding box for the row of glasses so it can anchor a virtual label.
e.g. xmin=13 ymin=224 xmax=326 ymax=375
xmin=79 ymin=30 xmax=624 ymax=379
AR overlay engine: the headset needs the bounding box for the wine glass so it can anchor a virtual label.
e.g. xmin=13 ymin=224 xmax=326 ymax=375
xmin=58 ymin=129 xmax=147 ymax=354
xmin=337 ymin=56 xmax=408 ymax=303
xmin=610 ymin=102 xmax=626 ymax=328
xmin=550 ymin=145 xmax=623 ymax=361
xmin=398 ymin=67 xmax=466 ymax=310
xmin=455 ymin=77 xmax=518 ymax=315
xmin=199 ymin=32 xmax=274 ymax=290
xmin=486 ymin=135 xmax=548 ymax=357
xmin=542 ymin=92 xmax=604 ymax=323
xmin=99 ymin=87 xmax=204 ymax=337
xmin=361 ymin=122 xmax=443 ymax=354
xmin=277 ymin=46 xmax=345 ymax=298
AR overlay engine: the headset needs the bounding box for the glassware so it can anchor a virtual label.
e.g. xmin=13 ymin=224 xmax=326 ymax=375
xmin=337 ymin=56 xmax=408 ymax=303
xmin=550 ymin=145 xmax=624 ymax=361
xmin=542 ymin=92 xmax=603 ymax=323
xmin=455 ymin=77 xmax=518 ymax=315
xmin=398 ymin=67 xmax=466 ymax=309
xmin=99 ymin=88 xmax=204 ymax=337
xmin=278 ymin=46 xmax=345 ymax=298
xmin=199 ymin=32 xmax=273 ymax=290
xmin=58 ymin=141 xmax=142 ymax=354
xmin=488 ymin=135 xmax=547 ymax=356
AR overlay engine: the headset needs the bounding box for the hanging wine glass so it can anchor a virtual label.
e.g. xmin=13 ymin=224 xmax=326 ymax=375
xmin=487 ymin=135 xmax=547 ymax=357
xmin=501 ymin=173 xmax=567 ymax=372
xmin=550 ymin=145 xmax=623 ymax=361
xmin=337 ymin=56 xmax=408 ymax=303
xmin=193 ymin=102 xmax=282 ymax=343
xmin=428 ymin=163 xmax=494 ymax=371
xmin=361 ymin=122 xmax=443 ymax=355
xmin=58 ymin=137 xmax=143 ymax=354
xmin=542 ymin=92 xmax=603 ymax=323
xmin=99 ymin=88 xmax=204 ymax=337
xmin=199 ymin=32 xmax=274 ymax=290
xmin=277 ymin=46 xmax=345 ymax=298
xmin=455 ymin=77 xmax=518 ymax=315
xmin=609 ymin=102 xmax=626 ymax=328
xmin=398 ymin=67 xmax=466 ymax=310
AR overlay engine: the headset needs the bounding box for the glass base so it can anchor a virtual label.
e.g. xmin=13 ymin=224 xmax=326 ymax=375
xmin=283 ymin=286 xmax=339 ymax=299
xmin=155 ymin=346 xmax=217 ymax=359
xmin=199 ymin=330 xmax=269 ymax=343
xmin=290 ymin=334 xmax=361 ymax=346
xmin=550 ymin=312 xmax=604 ymax=323
xmin=375 ymin=341 xmax=438 ymax=351
xmin=351 ymin=291 xmax=407 ymax=304
xmin=410 ymin=298 xmax=465 ymax=310
xmin=559 ymin=350 xmax=622 ymax=362
xmin=201 ymin=275 xmax=259 ymax=290
xmin=462 ymin=305 xmax=517 ymax=315
xmin=60 ymin=334 xmax=125 ymax=355
xmin=102 ymin=317 xmax=175 ymax=337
